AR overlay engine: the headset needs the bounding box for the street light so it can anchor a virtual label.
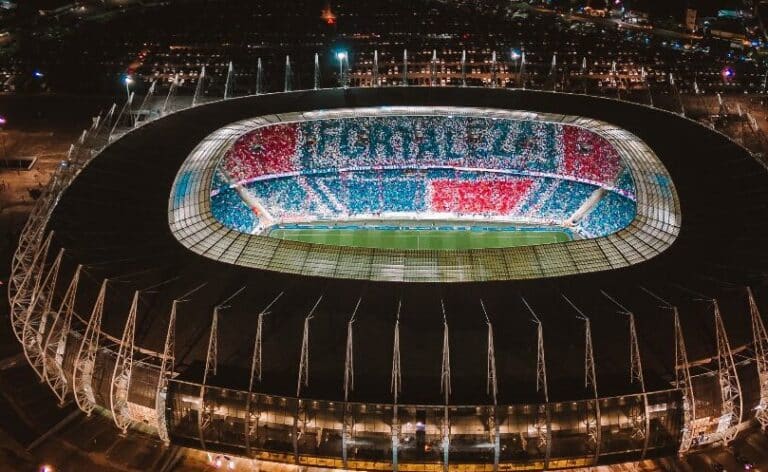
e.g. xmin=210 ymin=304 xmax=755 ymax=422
xmin=123 ymin=75 xmax=134 ymax=98
xmin=510 ymin=49 xmax=521 ymax=73
xmin=336 ymin=51 xmax=347 ymax=87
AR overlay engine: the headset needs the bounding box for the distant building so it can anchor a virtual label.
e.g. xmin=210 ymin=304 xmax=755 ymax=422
xmin=585 ymin=0 xmax=608 ymax=18
xmin=624 ymin=9 xmax=650 ymax=27
xmin=685 ymin=8 xmax=697 ymax=32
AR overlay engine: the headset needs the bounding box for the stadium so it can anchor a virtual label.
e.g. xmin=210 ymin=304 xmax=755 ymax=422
xmin=8 ymin=86 xmax=768 ymax=471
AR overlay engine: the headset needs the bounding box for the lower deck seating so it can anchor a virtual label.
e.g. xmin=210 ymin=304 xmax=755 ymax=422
xmin=211 ymin=186 xmax=258 ymax=233
xmin=577 ymin=191 xmax=636 ymax=236
xmin=538 ymin=180 xmax=596 ymax=220
xmin=214 ymin=167 xmax=636 ymax=238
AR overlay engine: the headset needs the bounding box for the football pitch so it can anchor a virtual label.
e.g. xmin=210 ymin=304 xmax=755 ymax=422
xmin=268 ymin=227 xmax=571 ymax=250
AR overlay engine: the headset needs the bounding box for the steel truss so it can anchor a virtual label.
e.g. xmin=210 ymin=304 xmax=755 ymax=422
xmin=42 ymin=264 xmax=83 ymax=404
xmin=294 ymin=296 xmax=322 ymax=464
xmin=9 ymin=154 xmax=69 ymax=281
xmin=198 ymin=306 xmax=220 ymax=451
xmin=342 ymin=298 xmax=361 ymax=468
xmin=747 ymin=288 xmax=768 ymax=430
xmin=639 ymin=287 xmax=697 ymax=454
xmin=601 ymin=291 xmax=650 ymax=457
xmin=674 ymin=308 xmax=697 ymax=453
xmin=285 ymin=55 xmax=294 ymax=91
xmin=198 ymin=286 xmax=245 ymax=448
xmin=582 ymin=316 xmax=600 ymax=463
xmin=713 ymin=300 xmax=743 ymax=445
xmin=9 ymin=101 xmax=107 ymax=345
xmin=156 ymin=299 xmax=179 ymax=444
xmin=522 ymin=297 xmax=550 ymax=465
xmin=109 ymin=93 xmax=134 ymax=141
xmin=244 ymin=292 xmax=282 ymax=454
xmin=391 ymin=302 xmax=402 ymax=472
xmin=564 ymin=296 xmax=600 ymax=465
xmin=255 ymin=59 xmax=263 ymax=95
xmin=7 ymin=82 xmax=216 ymax=440
xmin=224 ymin=61 xmax=235 ymax=100
xmin=628 ymin=312 xmax=651 ymax=459
xmin=440 ymin=301 xmax=451 ymax=472
xmin=192 ymin=66 xmax=206 ymax=107
xmin=9 ymin=218 xmax=46 ymax=305
xmin=110 ymin=291 xmax=139 ymax=433
xmin=72 ymin=279 xmax=108 ymax=416
xmin=134 ymin=80 xmax=156 ymax=128
xmin=480 ymin=301 xmax=500 ymax=472
xmin=10 ymin=232 xmax=53 ymax=343
xmin=430 ymin=50 xmax=438 ymax=86
xmin=162 ymin=74 xmax=180 ymax=115
xmin=313 ymin=53 xmax=320 ymax=90
xmin=22 ymin=248 xmax=63 ymax=381
xmin=490 ymin=51 xmax=498 ymax=88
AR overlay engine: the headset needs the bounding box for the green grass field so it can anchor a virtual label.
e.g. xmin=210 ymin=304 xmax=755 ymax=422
xmin=268 ymin=227 xmax=571 ymax=250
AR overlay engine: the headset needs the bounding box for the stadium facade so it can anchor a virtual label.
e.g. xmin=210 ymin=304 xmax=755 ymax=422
xmin=8 ymin=87 xmax=768 ymax=471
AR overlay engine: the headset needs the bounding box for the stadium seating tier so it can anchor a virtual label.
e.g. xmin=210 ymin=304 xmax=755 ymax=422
xmin=212 ymin=116 xmax=637 ymax=239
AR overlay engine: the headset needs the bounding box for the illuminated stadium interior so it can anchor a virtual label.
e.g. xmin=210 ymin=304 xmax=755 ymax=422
xmin=170 ymin=107 xmax=680 ymax=281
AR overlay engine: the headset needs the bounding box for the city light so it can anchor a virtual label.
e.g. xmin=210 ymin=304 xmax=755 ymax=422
xmin=721 ymin=65 xmax=736 ymax=82
xmin=336 ymin=51 xmax=348 ymax=87
xmin=123 ymin=75 xmax=133 ymax=97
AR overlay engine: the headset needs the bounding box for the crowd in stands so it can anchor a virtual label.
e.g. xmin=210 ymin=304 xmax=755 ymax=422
xmin=211 ymin=116 xmax=638 ymax=237
xmin=211 ymin=186 xmax=259 ymax=233
xmin=431 ymin=178 xmax=535 ymax=215
xmin=538 ymin=180 xmax=596 ymax=220
xmin=221 ymin=116 xmax=633 ymax=190
xmin=212 ymin=170 xmax=634 ymax=236
xmin=223 ymin=123 xmax=298 ymax=182
xmin=577 ymin=191 xmax=636 ymax=237
xmin=562 ymin=126 xmax=622 ymax=186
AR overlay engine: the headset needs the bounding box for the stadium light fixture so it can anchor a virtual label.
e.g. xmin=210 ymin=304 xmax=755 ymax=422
xmin=123 ymin=75 xmax=134 ymax=98
xmin=336 ymin=51 xmax=348 ymax=87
